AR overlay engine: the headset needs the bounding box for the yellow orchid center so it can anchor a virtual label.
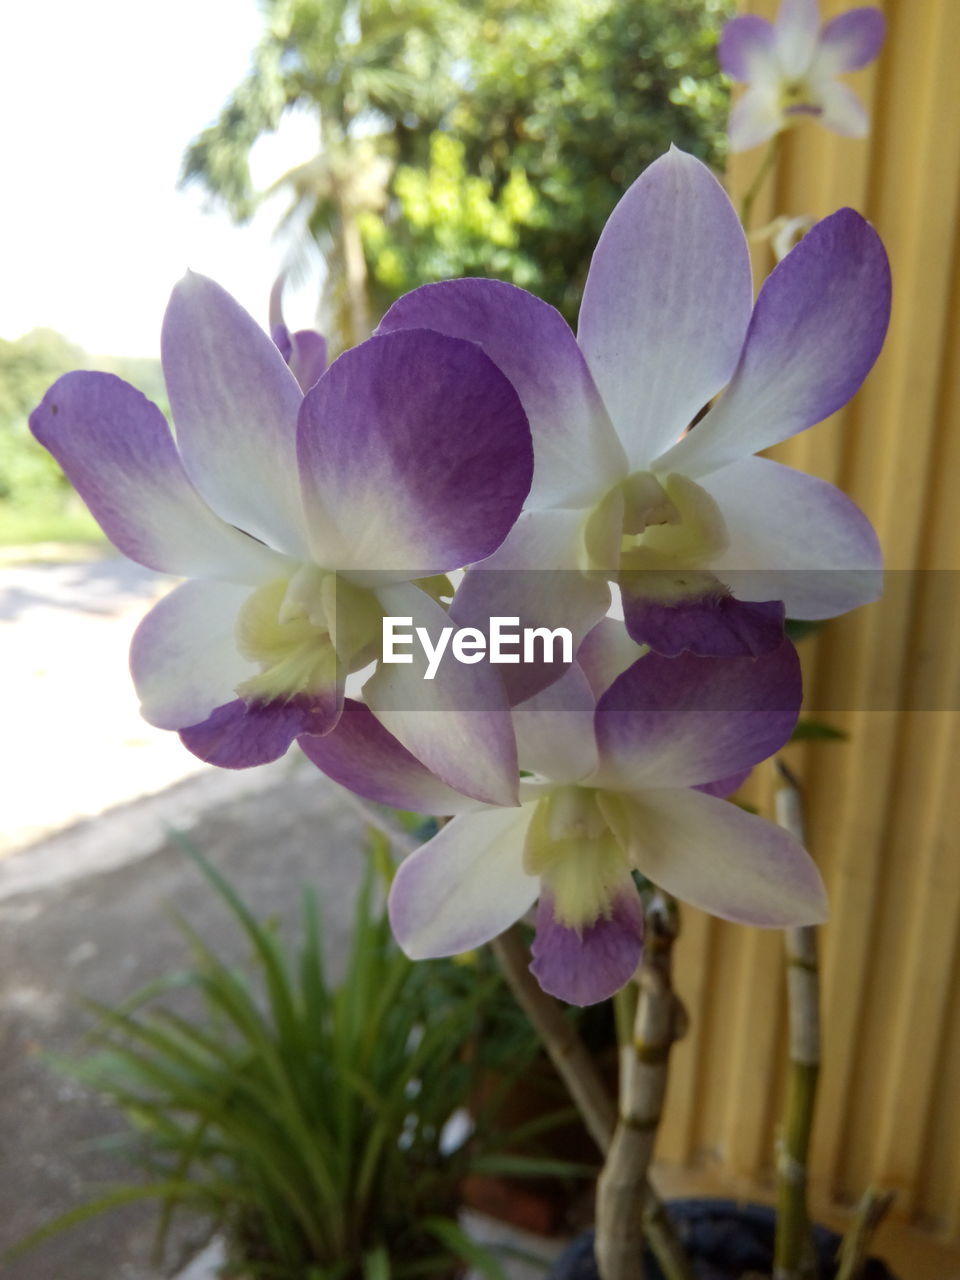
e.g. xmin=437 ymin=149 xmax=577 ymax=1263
xmin=780 ymin=80 xmax=823 ymax=119
xmin=523 ymin=787 xmax=632 ymax=931
xmin=235 ymin=566 xmax=381 ymax=703
xmin=582 ymin=470 xmax=729 ymax=578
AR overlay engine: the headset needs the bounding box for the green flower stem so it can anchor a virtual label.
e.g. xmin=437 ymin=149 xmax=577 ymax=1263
xmin=773 ymin=763 xmax=821 ymax=1280
xmin=595 ymin=900 xmax=693 ymax=1280
xmin=739 ymin=134 xmax=782 ymax=232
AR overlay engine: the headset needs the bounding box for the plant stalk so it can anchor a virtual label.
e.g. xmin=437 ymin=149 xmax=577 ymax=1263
xmin=773 ymin=763 xmax=821 ymax=1280
xmin=835 ymin=1187 xmax=896 ymax=1280
xmin=594 ymin=898 xmax=693 ymax=1280
xmin=491 ymin=924 xmax=693 ymax=1280
xmin=739 ymin=134 xmax=782 ymax=231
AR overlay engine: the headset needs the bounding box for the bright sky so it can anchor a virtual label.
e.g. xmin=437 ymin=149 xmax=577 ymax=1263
xmin=1 ymin=0 xmax=321 ymax=356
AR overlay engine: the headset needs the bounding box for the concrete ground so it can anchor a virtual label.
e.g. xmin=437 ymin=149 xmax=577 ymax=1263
xmin=0 ymin=552 xmax=564 ymax=1279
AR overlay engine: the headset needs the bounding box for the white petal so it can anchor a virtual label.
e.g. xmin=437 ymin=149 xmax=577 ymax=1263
xmin=613 ymin=787 xmax=828 ymax=927
xmin=700 ymin=456 xmax=882 ymax=618
xmin=388 ymin=807 xmax=539 ymax=958
xmin=130 ymin=580 xmax=256 ymax=730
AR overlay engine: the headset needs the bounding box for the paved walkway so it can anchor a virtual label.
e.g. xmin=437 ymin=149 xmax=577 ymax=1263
xmin=0 ymin=550 xmax=211 ymax=854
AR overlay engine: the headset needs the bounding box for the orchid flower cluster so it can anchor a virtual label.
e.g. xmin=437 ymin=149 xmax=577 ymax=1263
xmin=31 ymin=143 xmax=890 ymax=1007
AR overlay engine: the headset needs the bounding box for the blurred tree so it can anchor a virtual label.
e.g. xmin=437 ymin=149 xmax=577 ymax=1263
xmin=181 ymin=0 xmax=456 ymax=349
xmin=378 ymin=0 xmax=734 ymax=322
xmin=182 ymin=0 xmax=732 ymax=343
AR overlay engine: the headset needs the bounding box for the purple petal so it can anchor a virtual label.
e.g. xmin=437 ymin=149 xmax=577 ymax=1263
xmin=718 ymin=15 xmax=777 ymax=82
xmin=298 ymin=699 xmax=476 ymax=815
xmin=577 ymin=148 xmax=753 ymax=468
xmin=130 ymin=580 xmax=257 ymax=730
xmin=576 ymin=618 xmax=647 ymax=699
xmin=162 ymin=272 xmax=308 ymax=557
xmin=180 ymin=693 xmax=341 ymax=769
xmin=363 ymin=582 xmax=520 ymax=807
xmin=449 ymin=509 xmax=611 ymax=704
xmin=616 ymin=788 xmax=828 ymax=927
xmin=700 ymin=456 xmax=882 ymax=620
xmin=592 ymin=642 xmax=801 ymax=791
xmin=530 ymin=889 xmax=644 ymax=1006
xmin=621 ymin=573 xmax=786 ymax=657
xmin=696 ymin=768 xmax=752 ymax=799
xmin=388 ymin=807 xmax=539 ymax=958
xmin=296 ymin=329 xmax=532 ymax=577
xmin=288 ymin=329 xmax=328 ymax=392
xmin=379 ymin=279 xmax=625 ymax=507
xmin=29 ymin=372 xmax=288 ymax=581
xmin=815 ymin=8 xmax=885 ymax=73
xmin=658 ymin=208 xmax=891 ymax=479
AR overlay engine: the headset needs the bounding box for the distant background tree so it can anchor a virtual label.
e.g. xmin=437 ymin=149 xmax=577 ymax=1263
xmin=182 ymin=0 xmax=732 ymax=347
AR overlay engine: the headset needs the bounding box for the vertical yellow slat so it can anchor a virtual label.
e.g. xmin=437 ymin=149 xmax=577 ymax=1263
xmin=666 ymin=0 xmax=960 ymax=1239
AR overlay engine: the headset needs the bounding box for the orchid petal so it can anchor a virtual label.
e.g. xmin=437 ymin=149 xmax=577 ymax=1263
xmin=576 ymin=618 xmax=647 ymax=699
xmin=592 ymin=643 xmax=801 ymax=791
xmin=363 ymin=582 xmax=519 ymax=807
xmin=728 ymin=86 xmax=785 ymax=153
xmin=530 ymin=888 xmax=644 ymax=1006
xmin=578 ymin=148 xmax=754 ymax=467
xmin=130 ymin=579 xmax=256 ymax=730
xmin=296 ymin=329 xmax=532 ymax=577
xmin=700 ymin=456 xmax=882 ymax=619
xmin=161 ymin=272 xmax=308 ymax=558
xmin=718 ymin=15 xmax=778 ymax=83
xmin=298 ymin=699 xmax=477 ymax=815
xmin=29 ymin=372 xmax=290 ymax=583
xmin=388 ymin=807 xmax=539 ymax=958
xmin=512 ymin=663 xmax=599 ymax=784
xmin=180 ymin=694 xmax=341 ymax=769
xmin=774 ymin=0 xmax=821 ymax=77
xmin=814 ymin=7 xmax=885 ymax=74
xmin=621 ymin=576 xmax=785 ymax=657
xmin=379 ymin=279 xmax=625 ymax=507
xmin=656 ymin=208 xmax=891 ymax=479
xmin=450 ymin=508 xmax=611 ymax=704
xmin=609 ymin=787 xmax=828 ymax=927
xmin=697 ymin=769 xmax=752 ymax=799
xmin=816 ymin=79 xmax=870 ymax=137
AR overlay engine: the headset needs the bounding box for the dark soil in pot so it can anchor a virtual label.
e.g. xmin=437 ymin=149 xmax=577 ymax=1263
xmin=547 ymin=1199 xmax=898 ymax=1280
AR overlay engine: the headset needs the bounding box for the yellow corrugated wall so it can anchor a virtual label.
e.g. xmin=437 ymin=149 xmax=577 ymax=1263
xmin=656 ymin=0 xmax=960 ymax=1242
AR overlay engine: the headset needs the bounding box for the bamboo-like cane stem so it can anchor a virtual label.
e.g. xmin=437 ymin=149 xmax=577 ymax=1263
xmin=595 ymin=899 xmax=693 ymax=1280
xmin=835 ymin=1188 xmax=896 ymax=1280
xmin=491 ymin=923 xmax=693 ymax=1280
xmin=773 ymin=763 xmax=821 ymax=1280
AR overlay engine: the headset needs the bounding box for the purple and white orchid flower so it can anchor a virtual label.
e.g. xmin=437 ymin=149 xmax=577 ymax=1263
xmin=301 ymin=631 xmax=826 ymax=1006
xmin=30 ymin=273 xmax=534 ymax=805
xmin=378 ymin=147 xmax=890 ymax=678
xmin=720 ymin=0 xmax=885 ymax=153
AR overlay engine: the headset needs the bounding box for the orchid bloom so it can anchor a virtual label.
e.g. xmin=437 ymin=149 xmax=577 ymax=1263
xmin=378 ymin=148 xmax=890 ymax=685
xmin=720 ymin=0 xmax=885 ymax=153
xmin=30 ymin=273 xmax=533 ymax=805
xmin=301 ymin=627 xmax=825 ymax=1005
xmin=269 ymin=272 xmax=328 ymax=392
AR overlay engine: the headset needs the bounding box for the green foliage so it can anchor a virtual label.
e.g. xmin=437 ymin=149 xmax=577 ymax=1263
xmin=182 ymin=0 xmax=733 ymax=341
xmin=373 ymin=0 xmax=734 ymax=320
xmin=22 ymin=844 xmax=583 ymax=1278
